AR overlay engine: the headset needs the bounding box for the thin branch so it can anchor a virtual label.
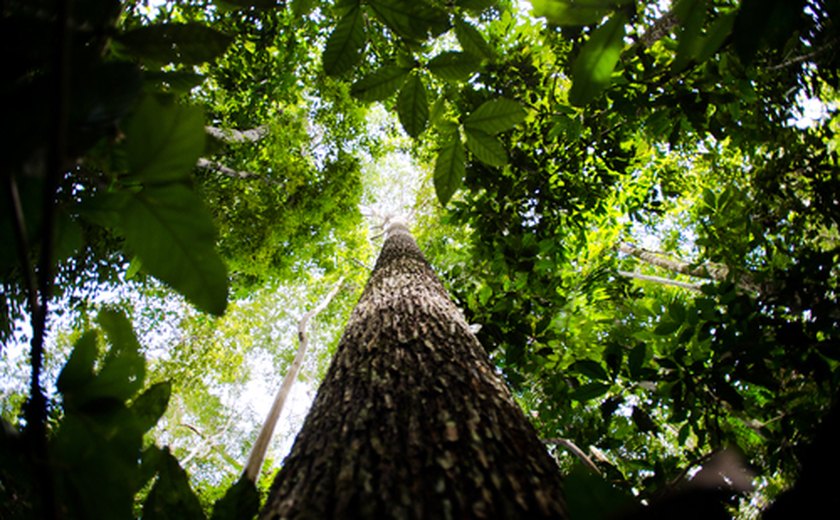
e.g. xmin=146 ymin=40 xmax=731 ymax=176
xmin=205 ymin=125 xmax=269 ymax=144
xmin=617 ymin=242 xmax=759 ymax=292
xmin=242 ymin=276 xmax=347 ymax=482
xmin=196 ymin=157 xmax=267 ymax=182
xmin=640 ymin=10 xmax=679 ymax=49
xmin=543 ymin=438 xmax=602 ymax=475
xmin=767 ymin=38 xmax=839 ymax=71
xmin=5 ymin=176 xmax=40 ymax=325
xmin=617 ymin=270 xmax=703 ymax=292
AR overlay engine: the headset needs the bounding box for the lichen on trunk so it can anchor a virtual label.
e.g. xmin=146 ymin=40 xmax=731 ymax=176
xmin=261 ymin=223 xmax=567 ymax=519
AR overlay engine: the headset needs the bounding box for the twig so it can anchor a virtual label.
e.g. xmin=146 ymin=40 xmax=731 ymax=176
xmin=196 ymin=157 xmax=266 ymax=181
xmin=543 ymin=438 xmax=602 ymax=475
xmin=617 ymin=270 xmax=703 ymax=292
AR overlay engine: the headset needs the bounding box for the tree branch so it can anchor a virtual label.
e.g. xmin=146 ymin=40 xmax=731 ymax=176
xmin=543 ymin=438 xmax=602 ymax=475
xmin=617 ymin=270 xmax=703 ymax=292
xmin=196 ymin=157 xmax=265 ymax=181
xmin=205 ymin=125 xmax=269 ymax=144
xmin=617 ymin=242 xmax=759 ymax=292
xmin=243 ymin=276 xmax=347 ymax=482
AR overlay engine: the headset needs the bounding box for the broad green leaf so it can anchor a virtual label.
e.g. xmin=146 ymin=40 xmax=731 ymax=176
xmin=571 ymin=360 xmax=610 ymax=381
xmin=143 ymin=449 xmax=205 ymax=520
xmin=454 ymin=18 xmax=493 ymax=60
xmin=350 ymin=65 xmax=411 ymax=102
xmin=121 ymin=185 xmax=228 ymax=316
xmin=93 ymin=309 xmax=146 ymax=401
xmin=131 ymin=382 xmax=172 ymax=433
xmin=211 ymin=476 xmax=260 ymax=520
xmin=368 ymin=0 xmax=449 ymax=41
xmin=654 ymin=318 xmax=680 ymax=335
xmin=627 ymin=343 xmax=647 ymax=379
xmin=464 ymin=98 xmax=527 ymax=135
xmin=531 ymin=0 xmax=631 ymax=26
xmin=464 ymin=128 xmax=508 ymax=167
xmin=695 ymin=11 xmax=736 ymax=63
xmin=322 ymin=6 xmax=366 ymax=76
xmin=668 ymin=301 xmax=687 ymax=324
xmin=291 ymin=0 xmax=316 ymax=16
xmin=427 ymin=51 xmax=481 ymax=81
xmin=118 ymin=23 xmax=233 ymax=65
xmin=434 ymin=127 xmax=465 ymax=205
xmin=570 ymin=382 xmax=611 ymax=401
xmin=456 ymin=0 xmax=497 ymax=13
xmin=56 ymin=331 xmax=99 ymax=395
xmin=397 ymin=74 xmax=429 ymax=137
xmin=125 ymin=96 xmax=205 ymax=184
xmin=673 ymin=0 xmax=707 ymax=71
xmin=568 ymin=12 xmax=627 ymax=106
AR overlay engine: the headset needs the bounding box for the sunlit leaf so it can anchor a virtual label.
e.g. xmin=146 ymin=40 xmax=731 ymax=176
xmin=531 ymin=0 xmax=631 ymax=26
xmin=121 ymin=185 xmax=229 ymax=316
xmin=368 ymin=0 xmax=449 ymax=41
xmin=322 ymin=6 xmax=366 ymax=76
xmin=397 ymin=73 xmax=429 ymax=137
xmin=427 ymin=51 xmax=481 ymax=81
xmin=464 ymin=98 xmax=527 ymax=135
xmin=125 ymin=96 xmax=205 ymax=184
xmin=454 ymin=18 xmax=494 ymax=60
xmin=434 ymin=126 xmax=465 ymax=205
xmin=568 ymin=11 xmax=627 ymax=106
xmin=464 ymin=128 xmax=508 ymax=167
xmin=350 ymin=65 xmax=411 ymax=102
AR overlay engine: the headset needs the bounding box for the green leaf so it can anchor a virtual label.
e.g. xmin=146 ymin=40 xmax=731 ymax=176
xmin=695 ymin=11 xmax=736 ymax=63
xmin=143 ymin=449 xmax=205 ymax=520
xmin=434 ymin=127 xmax=465 ymax=205
xmin=350 ymin=65 xmax=411 ymax=102
xmin=322 ymin=6 xmax=366 ymax=77
xmin=125 ymin=96 xmax=206 ymax=184
xmin=291 ymin=0 xmax=316 ymax=16
xmin=530 ymin=0 xmax=611 ymax=26
xmin=568 ymin=11 xmax=627 ymax=106
xmin=628 ymin=343 xmax=647 ymax=379
xmin=631 ymin=405 xmax=658 ymax=433
xmin=572 ymin=360 xmax=610 ymax=381
xmin=118 ymin=23 xmax=233 ymax=65
xmin=454 ymin=18 xmax=494 ymax=60
xmin=368 ymin=0 xmax=449 ymax=41
xmin=397 ymin=73 xmax=429 ymax=137
xmin=56 ymin=331 xmax=99 ymax=395
xmin=131 ymin=382 xmax=172 ymax=433
xmin=93 ymin=309 xmax=146 ymax=401
xmin=571 ymin=382 xmax=611 ymax=401
xmin=121 ymin=185 xmax=228 ymax=316
xmin=654 ymin=318 xmax=681 ymax=335
xmin=464 ymin=98 xmax=527 ymax=135
xmin=673 ymin=0 xmax=707 ymax=72
xmin=464 ymin=128 xmax=508 ymax=167
xmin=427 ymin=51 xmax=481 ymax=82
xmin=211 ymin=476 xmax=260 ymax=520
xmin=668 ymin=301 xmax=687 ymax=324
xmin=565 ymin=464 xmax=635 ymax=520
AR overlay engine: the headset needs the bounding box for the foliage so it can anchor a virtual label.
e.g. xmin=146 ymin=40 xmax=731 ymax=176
xmin=2 ymin=0 xmax=839 ymax=517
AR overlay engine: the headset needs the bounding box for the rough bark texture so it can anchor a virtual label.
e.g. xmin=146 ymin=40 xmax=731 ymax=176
xmin=261 ymin=224 xmax=567 ymax=519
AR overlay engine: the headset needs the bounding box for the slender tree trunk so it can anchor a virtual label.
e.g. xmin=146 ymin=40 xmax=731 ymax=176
xmin=261 ymin=223 xmax=567 ymax=519
xmin=243 ymin=276 xmax=345 ymax=482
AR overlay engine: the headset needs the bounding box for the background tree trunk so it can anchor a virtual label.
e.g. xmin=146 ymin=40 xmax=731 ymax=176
xmin=261 ymin=223 xmax=567 ymax=519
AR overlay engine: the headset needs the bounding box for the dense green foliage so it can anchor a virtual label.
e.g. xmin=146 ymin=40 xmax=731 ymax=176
xmin=1 ymin=0 xmax=838 ymax=517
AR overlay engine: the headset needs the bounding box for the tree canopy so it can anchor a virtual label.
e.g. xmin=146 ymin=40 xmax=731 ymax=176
xmin=1 ymin=0 xmax=839 ymax=518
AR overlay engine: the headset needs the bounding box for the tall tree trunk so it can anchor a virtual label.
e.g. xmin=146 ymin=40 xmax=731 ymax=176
xmin=261 ymin=223 xmax=567 ymax=519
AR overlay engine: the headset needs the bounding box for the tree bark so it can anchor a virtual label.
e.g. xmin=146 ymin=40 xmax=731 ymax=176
xmin=261 ymin=223 xmax=567 ymax=519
